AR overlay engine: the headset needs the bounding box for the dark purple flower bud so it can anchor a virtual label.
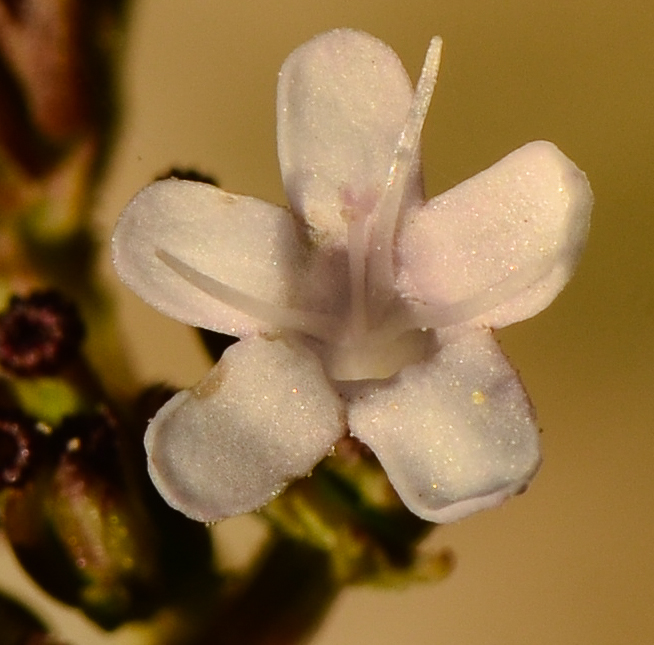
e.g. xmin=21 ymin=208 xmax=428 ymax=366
xmin=133 ymin=383 xmax=178 ymax=428
xmin=0 ymin=290 xmax=85 ymax=377
xmin=155 ymin=167 xmax=219 ymax=185
xmin=56 ymin=409 xmax=120 ymax=479
xmin=0 ymin=408 xmax=40 ymax=487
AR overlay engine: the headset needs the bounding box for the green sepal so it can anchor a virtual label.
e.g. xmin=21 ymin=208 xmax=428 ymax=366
xmin=260 ymin=438 xmax=451 ymax=586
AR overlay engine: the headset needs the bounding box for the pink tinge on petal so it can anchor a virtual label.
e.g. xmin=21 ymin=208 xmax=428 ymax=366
xmin=277 ymin=29 xmax=423 ymax=248
xmin=396 ymin=141 xmax=592 ymax=329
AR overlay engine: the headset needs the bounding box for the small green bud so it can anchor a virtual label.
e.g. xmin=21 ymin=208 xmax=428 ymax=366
xmin=262 ymin=436 xmax=451 ymax=586
xmin=3 ymin=409 xmax=215 ymax=630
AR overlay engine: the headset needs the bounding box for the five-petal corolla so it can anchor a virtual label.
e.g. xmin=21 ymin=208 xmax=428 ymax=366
xmin=112 ymin=29 xmax=592 ymax=524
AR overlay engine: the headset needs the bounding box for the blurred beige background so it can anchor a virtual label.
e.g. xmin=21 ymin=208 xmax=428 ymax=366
xmin=3 ymin=0 xmax=654 ymax=643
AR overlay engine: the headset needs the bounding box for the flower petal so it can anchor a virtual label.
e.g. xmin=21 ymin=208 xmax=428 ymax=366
xmin=145 ymin=337 xmax=346 ymax=522
xmin=347 ymin=329 xmax=541 ymax=523
xmin=277 ymin=29 xmax=423 ymax=246
xmin=397 ymin=141 xmax=592 ymax=329
xmin=113 ymin=179 xmax=346 ymax=338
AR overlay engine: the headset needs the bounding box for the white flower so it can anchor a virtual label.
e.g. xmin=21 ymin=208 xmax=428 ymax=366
xmin=112 ymin=29 xmax=591 ymax=524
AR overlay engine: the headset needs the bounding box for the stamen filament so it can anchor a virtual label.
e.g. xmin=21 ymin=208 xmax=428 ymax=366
xmin=406 ymin=254 xmax=558 ymax=329
xmin=368 ymin=36 xmax=443 ymax=296
xmin=156 ymin=249 xmax=338 ymax=340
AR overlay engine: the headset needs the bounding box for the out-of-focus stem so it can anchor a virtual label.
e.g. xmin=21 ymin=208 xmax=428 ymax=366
xmin=209 ymin=535 xmax=338 ymax=645
xmin=0 ymin=0 xmax=134 ymax=394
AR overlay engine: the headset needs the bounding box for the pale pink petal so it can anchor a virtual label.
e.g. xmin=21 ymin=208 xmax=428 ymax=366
xmin=347 ymin=329 xmax=541 ymax=523
xmin=277 ymin=29 xmax=423 ymax=247
xmin=112 ymin=179 xmax=345 ymax=338
xmin=397 ymin=141 xmax=592 ymax=329
xmin=145 ymin=337 xmax=346 ymax=522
